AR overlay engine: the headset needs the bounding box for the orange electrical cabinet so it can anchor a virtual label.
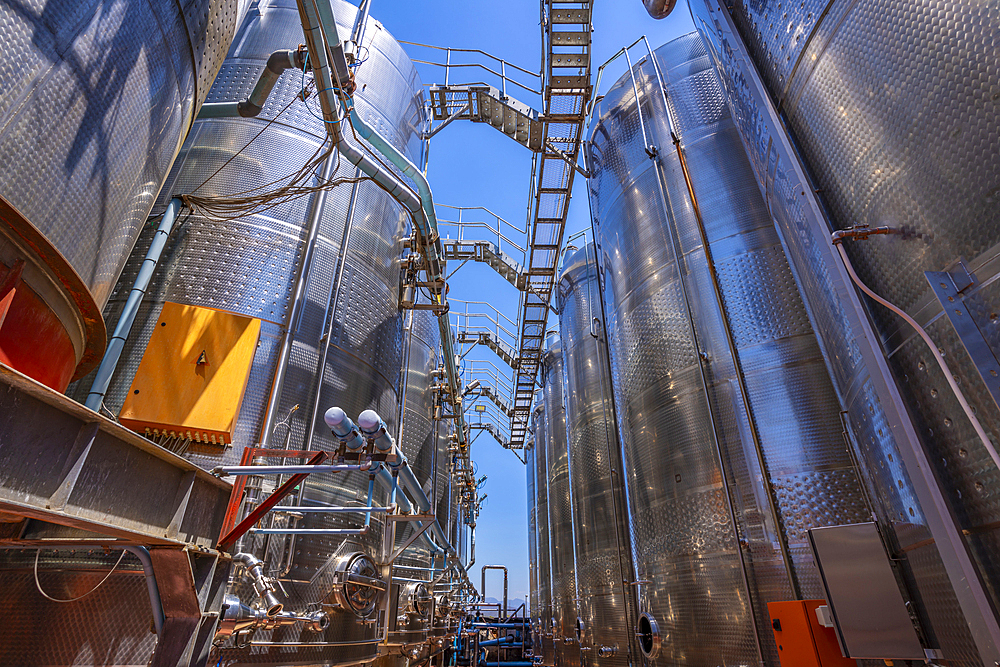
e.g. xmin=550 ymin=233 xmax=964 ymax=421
xmin=119 ymin=302 xmax=260 ymax=445
xmin=768 ymin=600 xmax=854 ymax=667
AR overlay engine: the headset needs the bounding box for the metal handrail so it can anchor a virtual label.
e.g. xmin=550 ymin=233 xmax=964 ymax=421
xmin=438 ymin=203 xmax=528 ymax=258
xmin=463 ymin=362 xmax=515 ymax=397
xmin=451 ymin=301 xmax=520 ymax=347
xmin=400 ymin=41 xmax=541 ymax=77
xmin=401 ymin=39 xmax=542 ymax=99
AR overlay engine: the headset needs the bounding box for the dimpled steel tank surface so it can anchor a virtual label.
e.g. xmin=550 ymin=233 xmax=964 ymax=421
xmin=533 ymin=401 xmax=556 ymax=667
xmin=691 ymin=0 xmax=1000 ymax=661
xmin=0 ymin=0 xmax=247 ymax=389
xmin=0 ymin=0 xmax=246 ymax=303
xmin=557 ymin=243 xmax=635 ymax=667
xmin=390 ymin=308 xmax=441 ymax=645
xmin=541 ymin=334 xmax=580 ymax=667
xmin=69 ymin=0 xmax=427 ymax=662
xmin=588 ymin=33 xmax=871 ymax=665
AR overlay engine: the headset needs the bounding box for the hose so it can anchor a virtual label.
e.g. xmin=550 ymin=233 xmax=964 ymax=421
xmin=33 ymin=548 xmax=128 ymax=603
xmin=835 ymin=241 xmax=1000 ymax=473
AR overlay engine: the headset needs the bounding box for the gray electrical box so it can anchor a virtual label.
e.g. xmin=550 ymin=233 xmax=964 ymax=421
xmin=808 ymin=522 xmax=924 ymax=659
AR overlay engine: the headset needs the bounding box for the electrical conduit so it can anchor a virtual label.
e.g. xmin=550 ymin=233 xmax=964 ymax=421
xmin=86 ymin=199 xmax=183 ymax=411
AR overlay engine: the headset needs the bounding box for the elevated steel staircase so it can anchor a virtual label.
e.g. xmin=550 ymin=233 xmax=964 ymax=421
xmin=479 ymin=385 xmax=514 ymax=418
xmin=429 ymin=86 xmax=544 ymax=151
xmin=417 ymin=1 xmax=593 ymax=449
xmin=469 ymin=421 xmax=510 ymax=448
xmin=441 ymin=239 xmax=527 ymax=290
xmin=457 ymin=331 xmax=519 ymax=369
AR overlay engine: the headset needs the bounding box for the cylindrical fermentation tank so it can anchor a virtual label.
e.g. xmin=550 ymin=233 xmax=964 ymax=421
xmin=0 ymin=0 xmax=248 ymax=390
xmin=526 ymin=433 xmax=540 ymax=657
xmin=587 ymin=33 xmax=869 ymax=665
xmin=690 ymin=0 xmax=1000 ymax=661
xmin=540 ymin=333 xmax=579 ymax=667
xmin=532 ymin=401 xmax=556 ymax=667
xmin=67 ymin=0 xmax=431 ymax=662
xmin=390 ymin=308 xmax=441 ymax=648
xmin=557 ymin=243 xmax=635 ymax=666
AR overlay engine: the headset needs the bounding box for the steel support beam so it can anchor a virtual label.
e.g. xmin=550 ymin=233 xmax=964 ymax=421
xmin=0 ymin=364 xmax=231 ymax=547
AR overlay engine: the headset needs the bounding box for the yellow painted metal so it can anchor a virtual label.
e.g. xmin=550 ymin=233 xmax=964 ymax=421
xmin=119 ymin=301 xmax=260 ymax=445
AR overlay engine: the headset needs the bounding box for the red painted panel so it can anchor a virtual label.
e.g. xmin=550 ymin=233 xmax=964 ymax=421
xmin=0 ymin=277 xmax=77 ymax=391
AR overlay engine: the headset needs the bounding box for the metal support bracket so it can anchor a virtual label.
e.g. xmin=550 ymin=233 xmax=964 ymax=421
xmin=926 ymin=265 xmax=1000 ymax=411
xmin=387 ymin=521 xmax=434 ymax=564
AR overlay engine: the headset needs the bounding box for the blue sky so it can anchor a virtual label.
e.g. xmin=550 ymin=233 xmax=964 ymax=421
xmin=375 ymin=0 xmax=697 ymax=603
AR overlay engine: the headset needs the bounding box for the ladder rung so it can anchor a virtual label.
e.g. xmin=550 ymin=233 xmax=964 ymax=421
xmin=550 ymin=8 xmax=591 ymax=23
xmin=550 ymin=31 xmax=591 ymax=46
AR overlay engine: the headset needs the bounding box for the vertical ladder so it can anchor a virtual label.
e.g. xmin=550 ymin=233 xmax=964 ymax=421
xmin=508 ymin=0 xmax=593 ymax=448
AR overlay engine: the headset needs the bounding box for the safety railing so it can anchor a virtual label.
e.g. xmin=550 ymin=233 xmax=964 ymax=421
xmin=400 ymin=40 xmax=543 ymax=101
xmin=462 ymin=359 xmax=515 ymax=401
xmin=451 ymin=300 xmax=520 ymax=354
xmin=438 ymin=203 xmax=528 ymax=269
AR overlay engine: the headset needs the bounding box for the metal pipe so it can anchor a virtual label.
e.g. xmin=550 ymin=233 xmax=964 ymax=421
xmin=85 ymin=199 xmax=183 ymax=411
xmin=215 ymin=464 xmax=362 ymax=475
xmin=349 ymin=0 xmax=371 ymax=45
xmin=198 ymin=50 xmax=306 ymax=119
xmin=468 ymin=523 xmax=476 ymax=570
xmin=481 ymin=565 xmax=508 ymax=620
xmin=365 ymin=476 xmax=375 ymax=527
xmin=325 ymin=406 xmax=366 ymax=450
xmin=233 ymin=552 xmax=283 ymax=616
xmin=834 ymin=241 xmax=1000 ymax=472
xmin=478 ymin=637 xmax=520 ymax=648
xmin=294 ymin=0 xmax=342 ymax=130
xmin=269 ymin=505 xmax=389 ymax=513
xmin=319 ymin=11 xmax=467 ymax=457
xmin=339 ymin=105 xmax=468 ymax=453
xmin=294 ymin=2 xmax=472 ymax=565
xmin=249 ymin=527 xmax=369 ymax=535
xmin=357 ymin=409 xmax=395 ymax=451
xmin=123 ymin=546 xmax=164 ymax=637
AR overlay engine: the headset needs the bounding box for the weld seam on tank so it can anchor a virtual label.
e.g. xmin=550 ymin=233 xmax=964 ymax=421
xmin=647 ymin=37 xmax=802 ymax=602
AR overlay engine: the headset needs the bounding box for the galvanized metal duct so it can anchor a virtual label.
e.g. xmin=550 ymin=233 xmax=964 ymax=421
xmin=539 ymin=333 xmax=580 ymax=667
xmin=691 ymin=1 xmax=1000 ymax=662
xmin=556 ymin=243 xmax=636 ymax=667
xmin=587 ymin=32 xmax=870 ymax=665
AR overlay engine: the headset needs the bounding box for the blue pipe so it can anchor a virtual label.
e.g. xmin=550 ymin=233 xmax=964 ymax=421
xmin=85 ymin=198 xmax=183 ymax=411
xmin=358 ymin=409 xmax=395 ymax=451
xmin=365 ymin=474 xmax=375 ymax=527
xmin=478 ymin=636 xmax=521 ymax=648
xmin=324 ymin=406 xmax=364 ymax=450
